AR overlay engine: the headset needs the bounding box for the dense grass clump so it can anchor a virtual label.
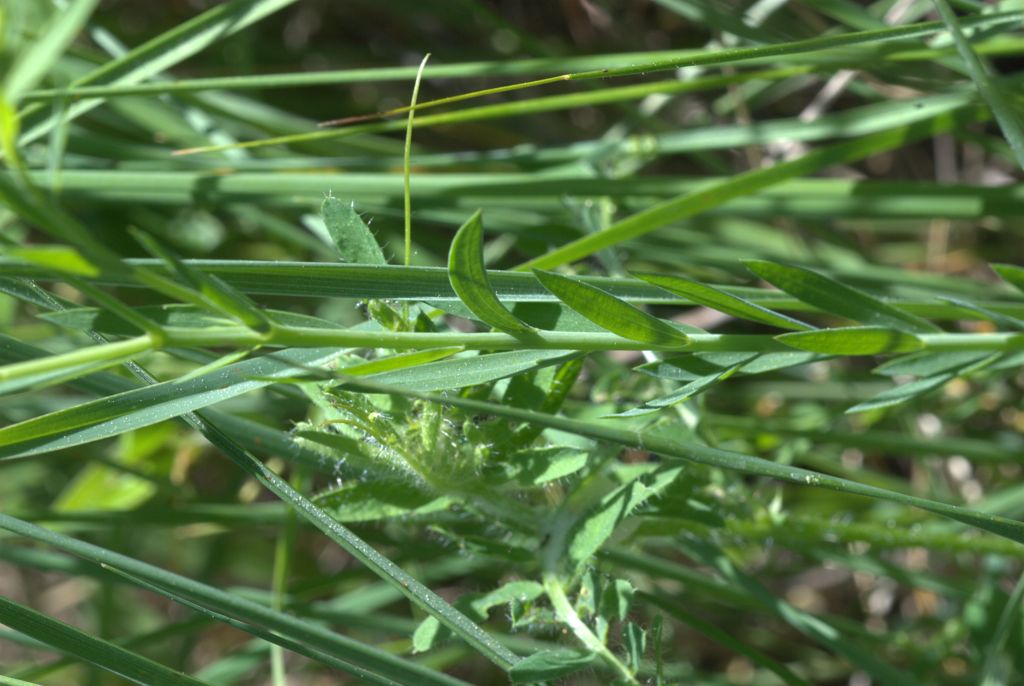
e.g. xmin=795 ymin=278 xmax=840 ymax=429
xmin=2 ymin=2 xmax=1024 ymax=684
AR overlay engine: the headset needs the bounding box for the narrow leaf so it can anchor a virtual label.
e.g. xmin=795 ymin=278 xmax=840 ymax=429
xmin=993 ymin=263 xmax=1024 ymax=295
xmin=0 ymin=596 xmax=212 ymax=686
xmin=534 ymin=270 xmax=689 ymax=346
xmin=321 ymin=197 xmax=387 ymax=265
xmin=745 ymin=260 xmax=940 ymax=333
xmin=509 ymin=649 xmax=596 ymax=683
xmin=5 ymin=245 xmax=99 ymax=277
xmin=0 ymin=347 xmax=346 ymax=459
xmin=448 ymin=210 xmax=533 ymax=334
xmin=634 ymin=272 xmax=812 ymax=331
xmin=846 ymin=374 xmax=952 ymax=414
xmin=353 ymin=349 xmax=575 ymax=392
xmin=2 ymin=0 xmax=99 ymax=102
xmin=777 ymin=327 xmax=923 ymax=355
xmin=568 ymin=466 xmax=683 ymax=570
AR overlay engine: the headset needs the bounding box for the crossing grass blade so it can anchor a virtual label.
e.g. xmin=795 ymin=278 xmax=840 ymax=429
xmin=516 ymin=109 xmax=983 ymax=270
xmin=448 ymin=211 xmax=534 ymax=334
xmin=931 ymin=0 xmax=1024 ymax=171
xmin=0 ymin=515 xmax=472 ymax=686
xmin=0 ymin=595 xmax=213 ymax=686
xmin=16 ymin=0 xmax=299 ymax=146
xmin=533 ymin=270 xmax=690 ymax=346
xmin=1 ymin=0 xmax=99 ymax=103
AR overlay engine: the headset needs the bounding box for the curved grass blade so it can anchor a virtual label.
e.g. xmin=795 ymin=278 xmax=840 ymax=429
xmin=745 ymin=260 xmax=940 ymax=334
xmin=0 ymin=596 xmax=212 ymax=686
xmin=322 ymin=197 xmax=387 ymax=265
xmin=343 ymin=379 xmax=1024 ymax=547
xmin=777 ymin=327 xmax=924 ymax=355
xmin=448 ymin=211 xmax=533 ymax=334
xmin=634 ymin=272 xmax=813 ymax=331
xmin=533 ymin=270 xmax=689 ymax=347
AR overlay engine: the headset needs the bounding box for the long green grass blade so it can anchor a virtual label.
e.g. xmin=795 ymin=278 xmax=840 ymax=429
xmin=0 ymin=595 xmax=212 ymax=686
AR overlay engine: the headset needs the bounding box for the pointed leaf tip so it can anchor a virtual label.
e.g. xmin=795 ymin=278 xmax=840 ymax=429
xmin=744 ymin=260 xmax=940 ymax=334
xmin=448 ymin=210 xmax=534 ymax=334
xmin=533 ymin=270 xmax=689 ymax=347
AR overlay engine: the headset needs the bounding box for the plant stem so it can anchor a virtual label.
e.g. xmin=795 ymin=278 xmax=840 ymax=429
xmin=542 ymin=571 xmax=639 ymax=685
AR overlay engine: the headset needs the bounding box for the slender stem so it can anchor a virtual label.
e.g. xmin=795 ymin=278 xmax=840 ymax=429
xmin=2 ymin=327 xmax=1021 ymax=387
xmin=542 ymin=572 xmax=639 ymax=685
xmin=404 ymin=54 xmax=430 ymax=268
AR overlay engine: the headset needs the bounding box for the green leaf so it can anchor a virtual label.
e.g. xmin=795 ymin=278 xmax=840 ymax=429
xmin=5 ymin=245 xmax=99 ymax=277
xmin=312 ymin=481 xmax=449 ymax=522
xmin=602 ymin=578 xmax=634 ymax=624
xmin=623 ymin=621 xmax=646 ymax=672
xmin=321 ymin=197 xmax=388 ymax=265
xmin=448 ymin=210 xmax=533 ymax=334
xmin=130 ymin=229 xmax=272 ymax=332
xmin=568 ymin=466 xmax=683 ymax=570
xmin=41 ymin=304 xmax=341 ymax=335
xmin=353 ymin=349 xmax=575 ymax=392
xmin=634 ymin=272 xmax=812 ymax=331
xmin=777 ymin=327 xmax=923 ymax=354
xmin=0 ymin=347 xmax=346 ymax=459
xmin=993 ymin=263 xmax=1024 ymax=295
xmin=412 ymin=616 xmax=442 ymax=654
xmin=0 ymin=595 xmax=212 ymax=686
xmin=744 ymin=260 xmax=940 ymax=333
xmin=845 ymin=374 xmax=952 ymax=414
xmin=509 ymin=649 xmax=596 ymax=683
xmin=533 ymin=270 xmax=689 ymax=346
xmin=873 ymin=350 xmax=993 ymax=377
xmin=504 ymin=447 xmax=588 ymax=486
xmin=470 ymin=580 xmax=545 ymax=619
xmin=610 ymin=356 xmax=752 ymax=417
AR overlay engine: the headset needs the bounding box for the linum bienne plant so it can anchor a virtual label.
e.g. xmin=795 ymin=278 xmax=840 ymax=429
xmin=4 ymin=1 xmax=1024 ymax=685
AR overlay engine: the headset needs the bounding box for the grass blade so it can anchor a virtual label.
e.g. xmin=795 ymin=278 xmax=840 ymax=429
xmin=931 ymin=0 xmax=1024 ymax=171
xmin=0 ymin=596 xmax=212 ymax=686
xmin=516 ymin=109 xmax=981 ymax=270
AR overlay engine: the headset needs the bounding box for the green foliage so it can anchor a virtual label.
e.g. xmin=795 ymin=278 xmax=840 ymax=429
xmin=2 ymin=3 xmax=1024 ymax=686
